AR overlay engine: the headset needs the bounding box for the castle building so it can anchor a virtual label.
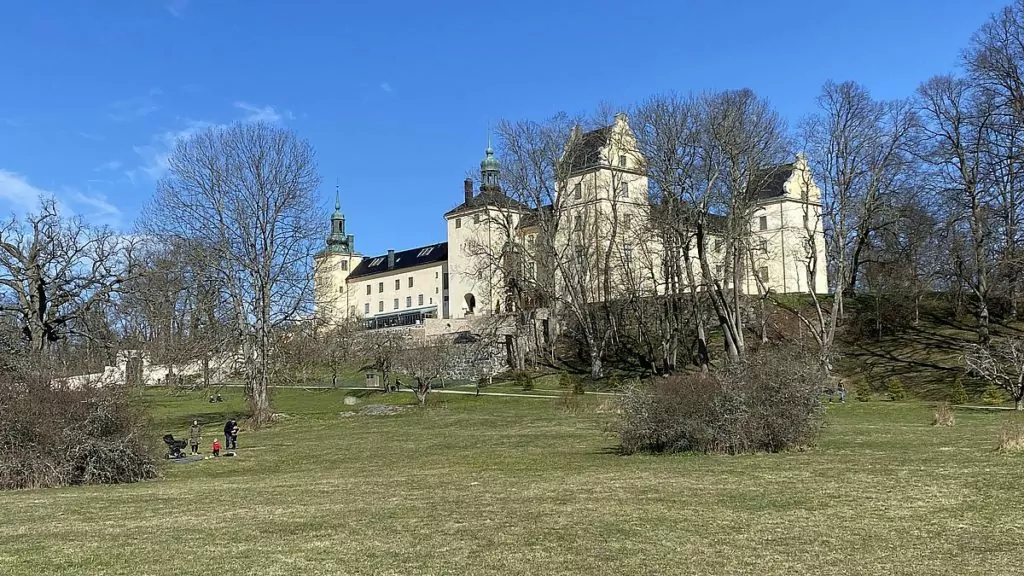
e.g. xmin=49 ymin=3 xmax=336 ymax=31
xmin=314 ymin=114 xmax=828 ymax=329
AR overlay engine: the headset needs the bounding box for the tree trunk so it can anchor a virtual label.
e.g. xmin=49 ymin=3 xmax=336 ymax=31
xmin=589 ymin=349 xmax=602 ymax=380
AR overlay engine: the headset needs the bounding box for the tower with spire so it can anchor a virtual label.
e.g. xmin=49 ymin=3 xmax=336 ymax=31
xmin=480 ymin=133 xmax=500 ymax=191
xmin=314 ymin=184 xmax=362 ymax=325
xmin=326 ymin=185 xmax=355 ymax=255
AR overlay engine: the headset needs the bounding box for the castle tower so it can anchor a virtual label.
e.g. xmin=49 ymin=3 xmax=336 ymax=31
xmin=314 ymin=185 xmax=363 ymax=323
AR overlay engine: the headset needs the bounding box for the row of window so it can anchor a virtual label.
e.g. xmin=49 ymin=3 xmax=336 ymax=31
xmin=572 ymin=181 xmax=630 ymax=199
xmin=366 ymin=276 xmax=418 ymax=295
xmin=365 ymin=294 xmax=430 ymax=314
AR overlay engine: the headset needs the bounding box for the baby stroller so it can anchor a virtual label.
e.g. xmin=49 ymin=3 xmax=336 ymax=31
xmin=163 ymin=434 xmax=187 ymax=459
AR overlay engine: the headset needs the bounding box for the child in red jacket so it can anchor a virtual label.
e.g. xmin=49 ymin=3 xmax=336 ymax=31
xmin=211 ymin=439 xmax=221 ymax=457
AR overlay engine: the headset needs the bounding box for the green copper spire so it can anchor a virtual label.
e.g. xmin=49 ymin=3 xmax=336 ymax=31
xmin=326 ymin=183 xmax=354 ymax=255
xmin=480 ymin=132 xmax=500 ymax=190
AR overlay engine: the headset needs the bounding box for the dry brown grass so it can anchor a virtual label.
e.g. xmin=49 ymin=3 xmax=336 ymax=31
xmin=998 ymin=416 xmax=1024 ymax=451
xmin=932 ymin=402 xmax=956 ymax=427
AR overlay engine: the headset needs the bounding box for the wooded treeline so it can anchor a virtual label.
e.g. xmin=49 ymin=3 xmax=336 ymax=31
xmin=3 ymin=2 xmax=1024 ymax=421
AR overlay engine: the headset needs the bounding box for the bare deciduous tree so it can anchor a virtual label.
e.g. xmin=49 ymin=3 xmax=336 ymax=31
xmin=965 ymin=337 xmax=1024 ymax=409
xmin=0 ymin=198 xmax=137 ymax=352
xmin=396 ymin=335 xmax=455 ymax=406
xmin=141 ymin=121 xmax=323 ymax=428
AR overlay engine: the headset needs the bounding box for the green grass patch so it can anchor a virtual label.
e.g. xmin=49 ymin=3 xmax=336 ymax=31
xmin=2 ymin=390 xmax=1023 ymax=574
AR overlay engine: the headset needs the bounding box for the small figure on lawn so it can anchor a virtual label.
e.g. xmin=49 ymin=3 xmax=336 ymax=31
xmin=837 ymin=382 xmax=847 ymax=403
xmin=215 ymin=393 xmax=223 ymax=402
xmin=211 ymin=438 xmax=221 ymax=457
xmin=224 ymin=418 xmax=238 ymax=450
xmin=188 ymin=420 xmax=202 ymax=455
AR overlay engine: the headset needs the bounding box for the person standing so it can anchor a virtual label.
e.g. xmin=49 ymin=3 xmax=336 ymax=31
xmin=187 ymin=420 xmax=202 ymax=455
xmin=837 ymin=382 xmax=847 ymax=403
xmin=224 ymin=418 xmax=238 ymax=450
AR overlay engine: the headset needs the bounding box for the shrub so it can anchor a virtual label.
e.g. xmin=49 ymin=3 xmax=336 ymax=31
xmin=0 ymin=379 xmax=157 ymax=490
xmin=932 ymin=402 xmax=956 ymax=427
xmin=558 ymin=372 xmax=586 ymax=395
xmin=981 ymin=384 xmax=1008 ymax=406
xmin=950 ymin=377 xmax=969 ymax=405
xmin=617 ymin=346 xmax=825 ymax=455
xmin=886 ymin=377 xmax=907 ymax=401
xmin=558 ymin=389 xmax=581 ymax=413
xmin=998 ymin=417 xmax=1024 ymax=451
xmin=853 ymin=377 xmax=872 ymax=402
xmin=512 ymin=371 xmax=533 ymax=391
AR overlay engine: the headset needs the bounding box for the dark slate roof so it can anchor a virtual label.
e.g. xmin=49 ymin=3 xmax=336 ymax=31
xmin=444 ymin=190 xmax=532 ymax=218
xmin=347 ymin=242 xmax=448 ymax=281
xmin=562 ymin=126 xmax=611 ymax=175
xmin=749 ymin=163 xmax=795 ymax=200
xmin=517 ymin=204 xmax=551 ymax=229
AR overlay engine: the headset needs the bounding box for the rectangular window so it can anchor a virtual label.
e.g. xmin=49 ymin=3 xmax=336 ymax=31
xmin=623 ymin=243 xmax=633 ymax=265
xmin=369 ymin=257 xmax=384 ymax=267
xmin=455 ymin=218 xmax=462 ymax=229
xmin=714 ymin=239 xmax=723 ymax=252
xmin=393 ymin=299 xmax=399 ymax=310
xmin=378 ymin=301 xmax=384 ymax=312
xmin=618 ymin=154 xmax=626 ymax=168
xmin=715 ymin=265 xmax=723 ymax=278
xmin=378 ymin=282 xmax=383 ymax=293
xmin=406 ymin=296 xmax=412 ymax=308
xmin=429 ymin=297 xmax=433 ymax=304
xmin=418 ymin=294 xmax=424 ymax=306
xmin=759 ymin=266 xmax=769 ymax=283
xmin=393 ymin=279 xmax=399 ymax=290
xmin=759 ymin=239 xmax=768 ymax=254
xmin=408 ymin=277 xmax=414 ymax=288
xmin=366 ymin=285 xmax=371 ymax=295
xmin=435 ymin=287 xmax=439 ymax=294
xmin=474 ymin=213 xmax=481 ymax=224
xmin=526 ymin=261 xmax=537 ymax=279
xmin=435 ymin=271 xmax=439 ymax=279
xmin=341 ymin=260 xmax=348 ymax=271
xmin=416 ymin=246 xmax=434 ymax=257
xmin=759 ymin=216 xmax=768 ymax=231
xmin=364 ymin=303 xmax=370 ymax=314
xmin=574 ymin=182 xmax=582 ymax=199
xmin=623 ymin=214 xmax=632 ymax=228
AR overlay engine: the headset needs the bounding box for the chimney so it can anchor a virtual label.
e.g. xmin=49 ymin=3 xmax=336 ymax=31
xmin=387 ymin=249 xmax=395 ymax=270
xmin=464 ymin=178 xmax=474 ymax=202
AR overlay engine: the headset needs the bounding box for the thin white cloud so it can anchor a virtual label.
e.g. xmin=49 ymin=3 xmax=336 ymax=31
xmin=107 ymin=97 xmax=159 ymax=122
xmin=0 ymin=170 xmax=122 ymax=225
xmin=78 ymin=131 xmax=104 ymax=141
xmin=233 ymin=101 xmax=293 ymax=124
xmin=166 ymin=0 xmax=189 ymax=18
xmin=380 ymin=82 xmax=393 ymax=93
xmin=95 ymin=160 xmax=123 ymax=172
xmin=131 ymin=120 xmax=210 ymax=180
xmin=0 ymin=169 xmax=51 ymax=213
xmin=130 ymin=102 xmax=295 ymax=181
xmin=70 ymin=190 xmax=122 ymax=223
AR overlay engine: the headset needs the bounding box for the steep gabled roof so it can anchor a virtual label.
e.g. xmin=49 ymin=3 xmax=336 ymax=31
xmin=444 ymin=190 xmax=532 ymax=218
xmin=749 ymin=163 xmax=795 ymax=200
xmin=561 ymin=126 xmax=611 ymax=175
xmin=347 ymin=242 xmax=448 ymax=281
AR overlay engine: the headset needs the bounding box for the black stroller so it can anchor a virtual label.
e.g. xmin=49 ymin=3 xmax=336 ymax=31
xmin=163 ymin=434 xmax=187 ymax=459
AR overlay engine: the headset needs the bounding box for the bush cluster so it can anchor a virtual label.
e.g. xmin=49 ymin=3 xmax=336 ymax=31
xmin=981 ymin=384 xmax=1008 ymax=406
xmin=886 ymin=377 xmax=907 ymax=401
xmin=558 ymin=372 xmax=586 ymax=395
xmin=0 ymin=377 xmax=156 ymax=490
xmin=950 ymin=377 xmax=969 ymax=405
xmin=617 ymin=347 xmax=825 ymax=455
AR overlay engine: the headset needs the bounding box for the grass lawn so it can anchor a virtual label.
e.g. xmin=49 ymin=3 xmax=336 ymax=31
xmin=3 ymin=389 xmax=1024 ymax=575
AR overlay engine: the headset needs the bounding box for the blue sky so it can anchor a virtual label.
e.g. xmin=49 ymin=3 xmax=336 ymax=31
xmin=0 ymin=0 xmax=1008 ymax=254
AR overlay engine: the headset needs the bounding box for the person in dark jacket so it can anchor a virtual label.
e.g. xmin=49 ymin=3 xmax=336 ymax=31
xmin=187 ymin=420 xmax=202 ymax=454
xmin=224 ymin=418 xmax=238 ymax=450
